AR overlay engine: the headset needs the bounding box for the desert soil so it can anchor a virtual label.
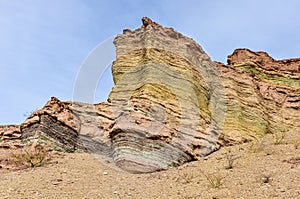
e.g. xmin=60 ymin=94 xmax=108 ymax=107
xmin=0 ymin=133 xmax=299 ymax=199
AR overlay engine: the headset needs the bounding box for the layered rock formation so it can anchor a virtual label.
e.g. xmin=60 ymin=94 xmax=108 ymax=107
xmin=0 ymin=125 xmax=21 ymax=140
xmin=105 ymin=17 xmax=227 ymax=173
xmin=217 ymin=49 xmax=300 ymax=145
xmin=0 ymin=18 xmax=299 ymax=173
xmin=20 ymin=97 xmax=84 ymax=152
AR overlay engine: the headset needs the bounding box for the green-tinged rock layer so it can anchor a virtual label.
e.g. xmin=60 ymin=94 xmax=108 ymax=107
xmin=1 ymin=19 xmax=299 ymax=174
xmin=106 ymin=21 xmax=226 ymax=172
xmin=218 ymin=48 xmax=299 ymax=144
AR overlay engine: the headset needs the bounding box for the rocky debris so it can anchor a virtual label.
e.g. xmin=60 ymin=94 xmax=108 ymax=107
xmin=283 ymin=157 xmax=300 ymax=165
xmin=51 ymin=178 xmax=63 ymax=185
xmin=141 ymin=17 xmax=163 ymax=28
xmin=0 ymin=18 xmax=299 ymax=173
xmin=0 ymin=125 xmax=21 ymax=140
xmin=103 ymin=171 xmax=108 ymax=175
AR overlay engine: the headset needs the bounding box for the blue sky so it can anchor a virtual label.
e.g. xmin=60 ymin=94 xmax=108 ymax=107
xmin=0 ymin=0 xmax=299 ymax=124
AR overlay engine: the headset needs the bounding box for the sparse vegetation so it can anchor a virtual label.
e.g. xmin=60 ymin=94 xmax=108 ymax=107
xmin=23 ymin=109 xmax=38 ymax=118
xmin=177 ymin=171 xmax=197 ymax=184
xmin=224 ymin=150 xmax=240 ymax=169
xmin=272 ymin=132 xmax=285 ymax=145
xmin=202 ymin=172 xmax=224 ymax=189
xmin=249 ymin=138 xmax=266 ymax=153
xmin=294 ymin=139 xmax=300 ymax=149
xmin=182 ymin=172 xmax=193 ymax=184
xmin=10 ymin=144 xmax=51 ymax=168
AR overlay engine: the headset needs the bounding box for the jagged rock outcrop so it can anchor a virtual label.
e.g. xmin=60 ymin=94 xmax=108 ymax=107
xmin=105 ymin=18 xmax=226 ymax=173
xmin=20 ymin=97 xmax=84 ymax=152
xmin=0 ymin=125 xmax=21 ymax=140
xmin=0 ymin=18 xmax=299 ymax=173
xmin=141 ymin=17 xmax=163 ymax=28
xmin=216 ymin=49 xmax=300 ymax=145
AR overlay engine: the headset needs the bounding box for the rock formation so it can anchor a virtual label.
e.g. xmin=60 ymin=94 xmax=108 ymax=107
xmin=0 ymin=125 xmax=21 ymax=140
xmin=217 ymin=49 xmax=299 ymax=145
xmin=141 ymin=17 xmax=163 ymax=28
xmin=20 ymin=97 xmax=84 ymax=152
xmin=0 ymin=18 xmax=299 ymax=173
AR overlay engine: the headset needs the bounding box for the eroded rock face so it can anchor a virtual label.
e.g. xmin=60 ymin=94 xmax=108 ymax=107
xmin=20 ymin=97 xmax=83 ymax=152
xmin=217 ymin=49 xmax=300 ymax=145
xmin=105 ymin=18 xmax=226 ymax=173
xmin=0 ymin=125 xmax=21 ymax=140
xmin=0 ymin=18 xmax=299 ymax=173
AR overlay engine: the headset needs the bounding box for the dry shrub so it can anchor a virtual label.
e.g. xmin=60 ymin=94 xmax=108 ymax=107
xmin=10 ymin=143 xmax=51 ymax=168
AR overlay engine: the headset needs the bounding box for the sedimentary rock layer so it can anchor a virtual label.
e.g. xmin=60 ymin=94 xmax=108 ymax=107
xmin=0 ymin=18 xmax=299 ymax=173
xmin=105 ymin=18 xmax=226 ymax=172
xmin=0 ymin=125 xmax=21 ymax=140
xmin=217 ymin=49 xmax=300 ymax=145
xmin=20 ymin=97 xmax=84 ymax=152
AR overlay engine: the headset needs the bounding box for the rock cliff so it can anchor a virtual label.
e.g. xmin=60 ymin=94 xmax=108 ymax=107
xmin=0 ymin=18 xmax=299 ymax=173
xmin=217 ymin=48 xmax=299 ymax=145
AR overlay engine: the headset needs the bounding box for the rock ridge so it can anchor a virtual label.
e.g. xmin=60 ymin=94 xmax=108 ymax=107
xmin=0 ymin=18 xmax=299 ymax=173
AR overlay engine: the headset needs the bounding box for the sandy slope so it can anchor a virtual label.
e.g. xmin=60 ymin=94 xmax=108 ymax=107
xmin=0 ymin=134 xmax=299 ymax=199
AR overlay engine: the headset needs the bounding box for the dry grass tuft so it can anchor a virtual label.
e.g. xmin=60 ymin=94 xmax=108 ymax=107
xmin=10 ymin=143 xmax=51 ymax=168
xmin=201 ymin=172 xmax=225 ymax=189
xmin=272 ymin=132 xmax=285 ymax=145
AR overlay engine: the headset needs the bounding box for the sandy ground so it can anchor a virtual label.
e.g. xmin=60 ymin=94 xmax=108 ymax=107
xmin=0 ymin=133 xmax=299 ymax=199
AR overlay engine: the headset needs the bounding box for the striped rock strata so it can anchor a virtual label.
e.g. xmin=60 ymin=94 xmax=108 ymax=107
xmin=0 ymin=18 xmax=299 ymax=173
xmin=0 ymin=125 xmax=21 ymax=141
xmin=103 ymin=17 xmax=226 ymax=173
xmin=20 ymin=97 xmax=83 ymax=152
xmin=217 ymin=49 xmax=300 ymax=145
